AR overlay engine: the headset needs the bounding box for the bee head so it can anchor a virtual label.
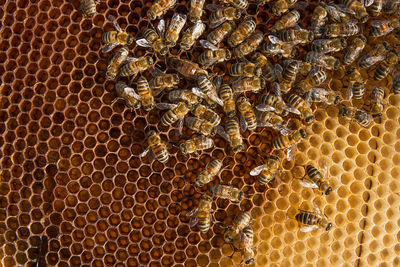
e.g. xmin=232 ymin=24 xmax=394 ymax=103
xmin=147 ymin=10 xmax=156 ymax=20
xmin=325 ymin=223 xmax=333 ymax=231
xmin=269 ymin=155 xmax=280 ymax=162
xmin=346 ymin=67 xmax=355 ymax=75
xmin=334 ymin=95 xmax=341 ymax=105
xmin=225 ymin=50 xmax=232 ymax=60
xmin=305 ymin=115 xmax=315 ymax=124
xmin=172 ymin=74 xmax=180 ymax=84
xmin=359 ymin=14 xmax=369 ymax=23
xmin=233 ymin=145 xmax=244 ymax=153
xmin=146 ymin=56 xmax=154 ymax=65
xmin=245 ymin=258 xmax=255 ymax=265
xmin=325 ymin=187 xmax=332 ymax=195
xmin=179 ymin=143 xmax=187 ymax=155
xmin=372 ymin=113 xmax=382 ymax=118
xmin=299 ymin=129 xmax=307 ymax=138
xmin=160 ymin=47 xmax=168 ymax=55
xmin=147 ymin=130 xmax=156 ymax=138
xmin=340 ymin=38 xmax=347 ymax=48
xmin=234 ymin=10 xmax=242 ymax=19
xmin=167 ymin=41 xmax=176 ymax=47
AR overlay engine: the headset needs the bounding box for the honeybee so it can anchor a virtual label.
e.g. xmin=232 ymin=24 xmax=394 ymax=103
xmin=305 ymin=88 xmax=341 ymax=106
xmin=256 ymin=94 xmax=289 ymax=117
xmin=250 ymin=155 xmax=281 ymax=185
xmin=189 ymin=0 xmax=206 ymax=23
xmin=228 ymin=18 xmax=257 ymax=47
xmin=210 ymin=184 xmax=244 ymax=202
xmin=311 ymin=38 xmax=347 ymax=53
xmin=324 ymin=20 xmax=359 ymax=38
xmin=383 ymin=0 xmax=400 ymax=14
xmin=343 ymin=0 xmax=369 ymax=22
xmin=323 ymin=3 xmax=355 ymax=22
xmin=311 ymin=4 xmax=328 ymax=38
xmin=180 ymin=20 xmax=206 ymax=51
xmin=276 ymin=28 xmax=314 ymax=45
xmin=207 ymin=21 xmax=236 ymax=46
xmin=168 ymin=89 xmax=201 ymax=108
xmin=102 ymin=15 xmax=134 ymax=53
xmin=106 ymin=46 xmax=129 ymax=80
xmin=194 ymin=159 xmax=223 ymax=187
xmin=295 ymin=204 xmax=332 ymax=232
xmin=272 ymin=0 xmax=298 ymax=16
xmin=165 ymin=13 xmax=187 ymax=47
xmin=240 ymin=226 xmax=255 ymax=265
xmin=369 ymin=19 xmax=400 ymax=37
xmin=250 ymin=53 xmax=278 ymax=82
xmin=225 ymin=118 xmax=244 ymax=152
xmin=346 ymin=67 xmax=365 ymax=100
xmin=359 ymin=42 xmax=390 ymax=69
xmin=277 ymin=60 xmax=300 ymax=94
xmin=140 ymin=131 xmax=169 ymax=163
xmin=224 ymin=212 xmax=251 ymax=243
xmin=300 ymin=164 xmax=332 ymax=195
xmin=232 ymin=77 xmax=265 ymax=93
xmin=272 ymin=10 xmax=300 ymax=32
xmin=255 ymin=110 xmax=290 ymax=135
xmin=287 ymin=94 xmax=315 ymax=124
xmin=236 ymin=97 xmax=257 ymax=131
xmin=343 ymin=35 xmax=366 ymax=65
xmin=137 ymin=76 xmax=155 ymax=111
xmin=374 ymin=51 xmax=399 ymax=81
xmin=136 ymin=20 xmax=167 ymax=55
xmin=305 ymin=51 xmax=340 ymax=70
xmin=229 ymin=62 xmax=262 ymax=77
xmin=199 ymin=40 xmax=232 ymax=67
xmin=168 ymin=57 xmax=208 ymax=79
xmin=187 ymin=194 xmax=213 ymax=233
xmin=148 ymin=67 xmax=180 ymax=94
xmin=339 ymin=105 xmax=373 ymax=127
xmin=296 ymin=67 xmax=327 ymax=94
xmin=370 ymin=86 xmax=385 ymax=117
xmin=180 ymin=136 xmax=214 ymax=155
xmin=272 ymin=128 xmax=307 ymax=149
xmin=369 ymin=0 xmax=384 ymax=16
xmin=208 ymin=5 xmax=242 ymax=28
xmin=219 ymin=84 xmax=236 ymax=117
xmin=185 ymin=117 xmax=216 ymax=136
xmin=147 ymin=0 xmax=177 ymax=20
xmin=234 ymin=32 xmax=263 ymax=58
xmin=193 ymin=74 xmax=224 ymax=107
xmin=119 ymin=56 xmax=154 ymax=78
xmin=160 ymin=102 xmax=190 ymax=128
xmin=115 ymin=81 xmax=141 ymax=110
xmin=191 ymin=103 xmax=221 ymax=126
xmin=80 ymin=0 xmax=97 ymax=17
xmin=393 ymin=74 xmax=400 ymax=94
xmin=220 ymin=0 xmax=249 ymax=10
xmin=262 ymin=37 xmax=296 ymax=58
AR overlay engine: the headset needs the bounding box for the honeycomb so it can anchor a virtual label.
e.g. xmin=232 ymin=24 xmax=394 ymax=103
xmin=1 ymin=0 xmax=400 ymax=266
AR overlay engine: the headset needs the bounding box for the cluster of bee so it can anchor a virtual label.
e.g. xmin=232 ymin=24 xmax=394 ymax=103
xmin=79 ymin=0 xmax=400 ymax=264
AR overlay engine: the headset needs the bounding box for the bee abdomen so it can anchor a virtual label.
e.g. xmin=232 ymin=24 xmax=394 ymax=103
xmin=153 ymin=144 xmax=169 ymax=163
xmin=306 ymin=165 xmax=321 ymax=182
xmin=287 ymin=94 xmax=302 ymax=109
xmin=374 ymin=62 xmax=390 ymax=80
xmin=161 ymin=110 xmax=178 ymax=126
xmin=198 ymin=217 xmax=211 ymax=233
xmin=272 ymin=136 xmax=286 ymax=149
xmin=81 ymin=0 xmax=96 ymax=17
xmin=295 ymin=212 xmax=316 ymax=225
xmin=102 ymin=31 xmax=117 ymax=43
xmin=257 ymin=170 xmax=273 ymax=185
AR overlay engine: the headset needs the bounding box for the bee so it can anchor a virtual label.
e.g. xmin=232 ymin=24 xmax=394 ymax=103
xmin=277 ymin=28 xmax=314 ymax=45
xmin=193 ymin=74 xmax=224 ymax=107
xmin=225 ymin=118 xmax=244 ymax=152
xmin=305 ymin=51 xmax=340 ymax=70
xmin=147 ymin=0 xmax=177 ymax=20
xmin=234 ymin=32 xmax=263 ymax=58
xmin=207 ymin=21 xmax=236 ymax=46
xmin=343 ymin=0 xmax=369 ymax=22
xmin=115 ymin=81 xmax=141 ymax=110
xmin=168 ymin=89 xmax=201 ymax=108
xmin=346 ymin=67 xmax=365 ymax=100
xmin=383 ymin=0 xmax=400 ymax=14
xmin=393 ymin=74 xmax=400 ymax=94
xmin=311 ymin=38 xmax=347 ymax=53
xmin=236 ymin=96 xmax=257 ymax=131
xmin=369 ymin=19 xmax=400 ymax=37
xmin=272 ymin=10 xmax=300 ymax=32
xmin=255 ymin=110 xmax=290 ymax=135
xmin=208 ymin=5 xmax=242 ymax=28
xmin=369 ymin=0 xmax=384 ymax=16
xmin=324 ymin=20 xmax=359 ymax=38
xmin=295 ymin=204 xmax=332 ymax=232
xmin=263 ymin=36 xmax=296 ymax=58
xmin=191 ymin=103 xmax=221 ymax=126
xmin=136 ymin=77 xmax=155 ymax=111
xmin=180 ymin=20 xmax=206 ymax=51
xmin=187 ymin=194 xmax=213 ymax=233
xmin=256 ymin=94 xmax=289 ymax=117
xmin=250 ymin=53 xmax=277 ymax=82
xmin=374 ymin=51 xmax=398 ymax=81
xmin=102 ymin=15 xmax=134 ymax=53
xmin=370 ymin=86 xmax=385 ymax=117
xmin=250 ymin=155 xmax=281 ymax=185
xmin=305 ymin=88 xmax=342 ymax=105
xmin=180 ymin=136 xmax=214 ymax=155
xmin=80 ymin=0 xmax=97 ymax=17
xmin=165 ymin=13 xmax=187 ymax=47
xmin=272 ymin=128 xmax=307 ymax=149
xmin=168 ymin=57 xmax=208 ymax=79
xmin=199 ymin=40 xmax=232 ymax=67
xmin=189 ymin=0 xmax=206 ymax=23
xmin=140 ymin=131 xmax=169 ymax=163
xmin=287 ymin=94 xmax=315 ymax=124
xmin=272 ymin=0 xmax=298 ymax=16
xmin=119 ymin=56 xmax=154 ymax=78
xmin=278 ymin=60 xmax=300 ymax=94
xmin=160 ymin=101 xmax=190 ymax=127
xmin=240 ymin=226 xmax=255 ymax=265
xmin=339 ymin=105 xmax=373 ymax=127
xmin=311 ymin=4 xmax=328 ymax=38
xmin=229 ymin=62 xmax=262 ymax=77
xmin=224 ymin=212 xmax=251 ymax=243
xmin=194 ymin=159 xmax=223 ymax=187
xmin=137 ymin=20 xmax=168 ymax=55
xmin=220 ymin=0 xmax=249 ymax=10
xmin=219 ymin=84 xmax=236 ymax=117
xmin=359 ymin=42 xmax=390 ymax=69
xmin=323 ymin=3 xmax=355 ymax=22
xmin=210 ymin=184 xmax=244 ymax=202
xmin=185 ymin=117 xmax=216 ymax=136
xmin=106 ymin=46 xmax=129 ymax=80
xmin=232 ymin=77 xmax=266 ymax=93
xmin=148 ymin=68 xmax=180 ymax=94
xmin=343 ymin=35 xmax=366 ymax=65
xmin=300 ymin=164 xmax=332 ymax=195
xmin=296 ymin=67 xmax=327 ymax=94
xmin=228 ymin=18 xmax=257 ymax=47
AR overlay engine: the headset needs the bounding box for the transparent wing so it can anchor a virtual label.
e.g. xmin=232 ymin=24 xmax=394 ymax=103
xmin=124 ymin=86 xmax=141 ymax=100
xmin=273 ymin=82 xmax=282 ymax=99
xmin=203 ymin=57 xmax=219 ymax=68
xmin=371 ymin=20 xmax=391 ymax=27
xmin=256 ymin=104 xmax=275 ymax=112
xmin=313 ymin=203 xmax=322 ymax=216
xmin=300 ymin=225 xmax=319 ymax=233
xmin=250 ymin=164 xmax=266 ymax=176
xmin=102 ymin=42 xmax=120 ymax=53
xmin=192 ymin=20 xmax=206 ymax=38
xmin=335 ymin=4 xmax=356 ymax=14
xmin=139 ymin=147 xmax=150 ymax=157
xmin=192 ymin=87 xmax=206 ymax=98
xmin=286 ymin=105 xmax=301 ymax=115
xmin=124 ymin=57 xmax=139 ymax=63
xmin=216 ymin=125 xmax=230 ymax=142
xmin=200 ymin=39 xmax=218 ymax=51
xmin=148 ymin=66 xmax=165 ymax=77
xmin=207 ymin=91 xmax=224 ymax=106
xmin=364 ymin=0 xmax=374 ymax=6
xmin=239 ymin=115 xmax=248 ymax=131
xmin=363 ymin=56 xmax=385 ymax=65
xmin=286 ymin=144 xmax=297 ymax=162
xmin=158 ymin=19 xmax=166 ymax=36
xmin=300 ymin=179 xmax=319 ymax=189
xmin=268 ymin=35 xmax=283 ymax=44
xmin=177 ymin=118 xmax=184 ymax=135
xmin=257 ymin=121 xmax=273 ymax=127
xmin=206 ymin=4 xmax=220 ymax=11
xmin=213 ymin=76 xmax=222 ymax=90
xmin=345 ymin=83 xmax=353 ymax=100
xmin=276 ymin=124 xmax=292 ymax=136
xmin=210 ymin=18 xmax=227 ymax=28
xmin=188 ymin=210 xmax=199 ymax=227
xmin=108 ymin=15 xmax=122 ymax=32
xmin=155 ymin=103 xmax=178 ymax=109
xmin=136 ymin=38 xmax=152 ymax=48
xmin=274 ymin=65 xmax=283 ymax=82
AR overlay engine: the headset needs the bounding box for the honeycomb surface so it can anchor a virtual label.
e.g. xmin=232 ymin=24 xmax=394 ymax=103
xmin=1 ymin=0 xmax=400 ymax=266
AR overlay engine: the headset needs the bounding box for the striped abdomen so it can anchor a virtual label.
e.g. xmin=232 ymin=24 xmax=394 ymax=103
xmin=137 ymin=77 xmax=154 ymax=111
xmin=219 ymin=84 xmax=236 ymax=117
xmin=272 ymin=135 xmax=289 ymax=149
xmin=151 ymin=143 xmax=169 ymax=163
xmin=197 ymin=195 xmax=212 ymax=233
xmin=282 ymin=61 xmax=299 ymax=82
xmin=374 ymin=59 xmax=391 ymax=81
xmin=258 ymin=168 xmax=274 ymax=185
xmin=102 ymin=31 xmax=118 ymax=44
xmin=352 ymin=82 xmax=365 ymax=99
xmin=81 ymin=0 xmax=96 ymax=17
xmin=393 ymin=75 xmax=400 ymax=94
xmin=295 ymin=212 xmax=319 ymax=225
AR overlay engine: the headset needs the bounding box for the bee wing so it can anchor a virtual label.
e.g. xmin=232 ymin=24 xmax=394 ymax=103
xmin=239 ymin=115 xmax=248 ymax=131
xmin=287 ymin=105 xmax=301 ymax=115
xmin=200 ymin=39 xmax=218 ymax=51
xmin=139 ymin=147 xmax=150 ymax=157
xmin=210 ymin=19 xmax=227 ymax=28
xmin=148 ymin=66 xmax=165 ymax=77
xmin=268 ymin=35 xmax=283 ymax=44
xmin=177 ymin=118 xmax=184 ymax=135
xmin=272 ymin=82 xmax=283 ymax=100
xmin=274 ymin=65 xmax=283 ymax=82
xmin=155 ymin=103 xmax=178 ymax=109
xmin=192 ymin=20 xmax=206 ymax=38
xmin=300 ymin=179 xmax=319 ymax=189
xmin=158 ymin=19 xmax=166 ymax=36
xmin=257 ymin=121 xmax=273 ymax=127
xmin=207 ymin=91 xmax=224 ymax=106
xmin=124 ymin=56 xmax=139 ymax=63
xmin=300 ymin=225 xmax=319 ymax=233
xmin=108 ymin=15 xmax=123 ymax=32
xmin=276 ymin=124 xmax=292 ymax=136
xmin=206 ymin=4 xmax=220 ymax=11
xmin=363 ymin=55 xmax=385 ymax=65
xmin=256 ymin=104 xmax=275 ymax=112
xmin=124 ymin=86 xmax=141 ymax=100
xmin=363 ymin=0 xmax=374 ymax=7
xmin=334 ymin=4 xmax=356 ymax=15
xmin=136 ymin=38 xmax=152 ymax=48
xmin=192 ymin=87 xmax=206 ymax=99
xmin=213 ymin=76 xmax=222 ymax=90
xmin=371 ymin=20 xmax=391 ymax=27
xmin=216 ymin=125 xmax=230 ymax=142
xmin=286 ymin=144 xmax=297 ymax=162
xmin=250 ymin=164 xmax=266 ymax=176
xmin=102 ymin=42 xmax=120 ymax=53
xmin=313 ymin=203 xmax=323 ymax=216
xmin=203 ymin=57 xmax=219 ymax=68
xmin=188 ymin=211 xmax=199 ymax=227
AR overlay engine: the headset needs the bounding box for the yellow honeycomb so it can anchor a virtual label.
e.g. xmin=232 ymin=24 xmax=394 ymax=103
xmin=1 ymin=0 xmax=400 ymax=266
